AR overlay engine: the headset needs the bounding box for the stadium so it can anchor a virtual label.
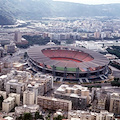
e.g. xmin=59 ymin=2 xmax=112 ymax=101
xmin=27 ymin=45 xmax=110 ymax=83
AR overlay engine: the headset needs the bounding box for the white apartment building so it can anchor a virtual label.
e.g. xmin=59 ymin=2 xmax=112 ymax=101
xmin=23 ymin=90 xmax=35 ymax=105
xmin=0 ymin=91 xmax=7 ymax=99
xmin=5 ymin=79 xmax=26 ymax=95
xmin=109 ymin=93 xmax=120 ymax=114
xmin=54 ymin=84 xmax=90 ymax=110
xmin=9 ymin=93 xmax=20 ymax=106
xmin=27 ymin=82 xmax=44 ymax=100
xmin=2 ymin=97 xmax=15 ymax=113
xmin=37 ymin=96 xmax=72 ymax=112
xmin=15 ymin=104 xmax=39 ymax=116
xmin=69 ymin=110 xmax=114 ymax=120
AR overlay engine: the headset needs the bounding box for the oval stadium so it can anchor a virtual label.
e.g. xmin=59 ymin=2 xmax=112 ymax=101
xmin=27 ymin=45 xmax=110 ymax=83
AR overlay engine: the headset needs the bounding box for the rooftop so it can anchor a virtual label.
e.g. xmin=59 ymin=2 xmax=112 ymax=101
xmin=3 ymin=97 xmax=15 ymax=103
xmin=28 ymin=45 xmax=109 ymax=71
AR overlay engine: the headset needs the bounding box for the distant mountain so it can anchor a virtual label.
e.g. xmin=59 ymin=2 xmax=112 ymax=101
xmin=0 ymin=0 xmax=120 ymax=25
xmin=53 ymin=2 xmax=120 ymax=17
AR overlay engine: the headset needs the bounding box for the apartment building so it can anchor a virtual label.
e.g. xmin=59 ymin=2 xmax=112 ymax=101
xmin=109 ymin=93 xmax=120 ymax=114
xmin=23 ymin=90 xmax=35 ymax=105
xmin=37 ymin=96 xmax=72 ymax=111
xmin=54 ymin=84 xmax=90 ymax=110
xmin=2 ymin=97 xmax=15 ymax=113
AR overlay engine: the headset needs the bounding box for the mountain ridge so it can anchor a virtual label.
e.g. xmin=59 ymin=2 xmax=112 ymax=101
xmin=0 ymin=0 xmax=120 ymax=25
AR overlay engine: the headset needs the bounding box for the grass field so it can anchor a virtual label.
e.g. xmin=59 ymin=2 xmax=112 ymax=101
xmin=55 ymin=66 xmax=76 ymax=72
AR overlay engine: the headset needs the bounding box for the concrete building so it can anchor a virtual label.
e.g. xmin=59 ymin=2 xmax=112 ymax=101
xmin=0 ymin=62 xmax=4 ymax=73
xmin=0 ymin=45 xmax=4 ymax=58
xmin=27 ymin=82 xmax=44 ymax=100
xmin=109 ymin=93 xmax=120 ymax=114
xmin=91 ymin=87 xmax=120 ymax=113
xmin=4 ymin=70 xmax=31 ymax=83
xmin=2 ymin=97 xmax=15 ymax=113
xmin=0 ymin=91 xmax=7 ymax=99
xmin=15 ymin=104 xmax=39 ymax=116
xmin=14 ymin=31 xmax=22 ymax=43
xmin=33 ymin=73 xmax=53 ymax=93
xmin=94 ymin=31 xmax=101 ymax=39
xmin=0 ymin=70 xmax=31 ymax=92
xmin=12 ymin=63 xmax=23 ymax=71
xmin=37 ymin=96 xmax=72 ymax=111
xmin=96 ymin=110 xmax=114 ymax=120
xmin=4 ymin=43 xmax=17 ymax=53
xmin=2 ymin=92 xmax=21 ymax=113
xmin=9 ymin=93 xmax=20 ymax=106
xmin=23 ymin=90 xmax=35 ymax=105
xmin=5 ymin=79 xmax=26 ymax=95
xmin=68 ymin=110 xmax=114 ymax=120
xmin=55 ymin=92 xmax=87 ymax=110
xmin=0 ymin=39 xmax=10 ymax=46
xmin=54 ymin=85 xmax=90 ymax=110
xmin=7 ymin=70 xmax=32 ymax=82
xmin=0 ymin=75 xmax=8 ymax=90
xmin=97 ymin=94 xmax=107 ymax=112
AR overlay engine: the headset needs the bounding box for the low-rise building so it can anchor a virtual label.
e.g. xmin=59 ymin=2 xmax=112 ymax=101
xmin=68 ymin=110 xmax=114 ymax=120
xmin=96 ymin=110 xmax=114 ymax=120
xmin=91 ymin=87 xmax=120 ymax=113
xmin=37 ymin=96 xmax=72 ymax=111
xmin=4 ymin=43 xmax=17 ymax=53
xmin=15 ymin=104 xmax=39 ymax=116
xmin=109 ymin=93 xmax=120 ymax=114
xmin=54 ymin=85 xmax=90 ymax=110
xmin=97 ymin=94 xmax=107 ymax=112
xmin=2 ymin=92 xmax=21 ymax=113
xmin=33 ymin=73 xmax=53 ymax=93
xmin=7 ymin=70 xmax=31 ymax=82
xmin=2 ymin=97 xmax=15 ymax=113
xmin=0 ymin=75 xmax=8 ymax=90
xmin=5 ymin=79 xmax=26 ymax=95
xmin=9 ymin=93 xmax=20 ymax=106
xmin=12 ymin=63 xmax=23 ymax=71
xmin=27 ymin=82 xmax=44 ymax=99
xmin=0 ymin=91 xmax=7 ymax=99
xmin=28 ymin=73 xmax=53 ymax=97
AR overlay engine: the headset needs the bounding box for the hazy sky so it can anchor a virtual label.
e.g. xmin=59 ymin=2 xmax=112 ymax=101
xmin=54 ymin=0 xmax=120 ymax=5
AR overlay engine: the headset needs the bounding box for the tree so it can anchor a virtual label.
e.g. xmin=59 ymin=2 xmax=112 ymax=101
xmin=53 ymin=115 xmax=64 ymax=120
xmin=24 ymin=52 xmax=28 ymax=59
xmin=23 ymin=113 xmax=33 ymax=120
xmin=39 ymin=115 xmax=44 ymax=119
xmin=0 ymin=95 xmax=3 ymax=109
xmin=35 ymin=111 xmax=40 ymax=120
xmin=10 ymin=53 xmax=13 ymax=56
xmin=16 ymin=115 xmax=23 ymax=120
xmin=35 ymin=111 xmax=44 ymax=120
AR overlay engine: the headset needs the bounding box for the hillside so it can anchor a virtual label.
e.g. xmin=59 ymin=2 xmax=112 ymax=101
xmin=0 ymin=0 xmax=120 ymax=25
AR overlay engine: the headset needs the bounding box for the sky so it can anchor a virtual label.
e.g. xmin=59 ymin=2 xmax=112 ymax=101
xmin=53 ymin=0 xmax=120 ymax=5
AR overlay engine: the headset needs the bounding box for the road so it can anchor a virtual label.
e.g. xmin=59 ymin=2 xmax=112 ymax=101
xmin=109 ymin=65 xmax=120 ymax=78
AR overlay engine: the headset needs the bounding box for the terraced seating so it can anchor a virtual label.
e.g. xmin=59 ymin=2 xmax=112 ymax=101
xmin=42 ymin=49 xmax=93 ymax=62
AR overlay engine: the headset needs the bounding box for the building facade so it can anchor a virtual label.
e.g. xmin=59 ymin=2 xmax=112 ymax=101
xmin=37 ymin=96 xmax=72 ymax=111
xmin=23 ymin=90 xmax=35 ymax=105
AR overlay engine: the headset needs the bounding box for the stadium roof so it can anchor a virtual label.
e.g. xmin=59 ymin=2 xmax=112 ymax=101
xmin=28 ymin=45 xmax=109 ymax=70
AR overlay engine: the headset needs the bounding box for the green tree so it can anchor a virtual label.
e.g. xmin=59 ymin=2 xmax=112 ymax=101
xmin=16 ymin=115 xmax=23 ymax=120
xmin=0 ymin=95 xmax=3 ymax=110
xmin=35 ymin=111 xmax=40 ymax=120
xmin=39 ymin=115 xmax=44 ymax=119
xmin=53 ymin=115 xmax=64 ymax=120
xmin=24 ymin=52 xmax=28 ymax=59
xmin=23 ymin=113 xmax=33 ymax=120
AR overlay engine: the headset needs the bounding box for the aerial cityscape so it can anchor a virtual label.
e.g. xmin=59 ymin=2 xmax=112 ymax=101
xmin=0 ymin=0 xmax=120 ymax=120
